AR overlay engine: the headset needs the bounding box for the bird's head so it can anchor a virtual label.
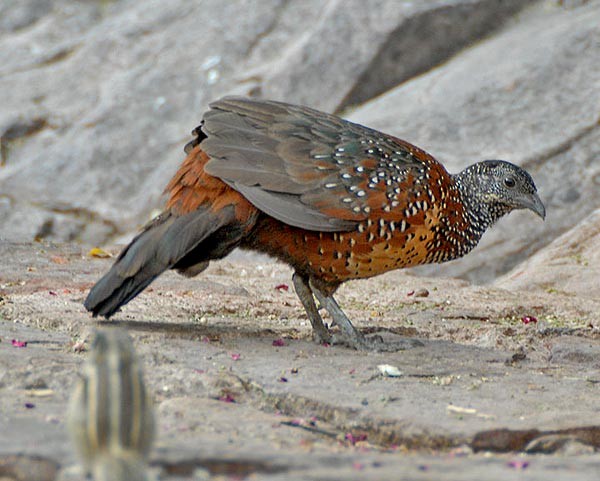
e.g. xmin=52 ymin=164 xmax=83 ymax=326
xmin=456 ymin=160 xmax=545 ymax=225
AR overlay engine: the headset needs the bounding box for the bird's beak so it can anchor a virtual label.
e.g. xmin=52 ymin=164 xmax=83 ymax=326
xmin=519 ymin=192 xmax=546 ymax=220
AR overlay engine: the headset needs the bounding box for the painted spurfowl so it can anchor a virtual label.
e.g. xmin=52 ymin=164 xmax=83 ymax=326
xmin=85 ymin=97 xmax=545 ymax=350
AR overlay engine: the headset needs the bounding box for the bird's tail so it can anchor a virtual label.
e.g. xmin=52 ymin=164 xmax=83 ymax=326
xmin=84 ymin=204 xmax=250 ymax=318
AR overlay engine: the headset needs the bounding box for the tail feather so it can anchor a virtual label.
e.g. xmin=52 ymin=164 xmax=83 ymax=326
xmin=84 ymin=205 xmax=239 ymax=318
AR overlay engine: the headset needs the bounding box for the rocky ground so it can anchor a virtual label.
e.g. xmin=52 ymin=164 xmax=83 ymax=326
xmin=0 ymin=233 xmax=599 ymax=480
xmin=1 ymin=0 xmax=600 ymax=479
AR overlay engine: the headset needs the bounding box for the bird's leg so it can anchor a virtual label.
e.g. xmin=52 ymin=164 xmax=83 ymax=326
xmin=309 ymin=280 xmax=424 ymax=352
xmin=308 ymin=280 xmax=375 ymax=350
xmin=292 ymin=273 xmax=332 ymax=344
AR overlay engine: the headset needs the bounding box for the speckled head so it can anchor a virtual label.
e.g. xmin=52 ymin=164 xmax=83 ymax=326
xmin=455 ymin=159 xmax=545 ymax=227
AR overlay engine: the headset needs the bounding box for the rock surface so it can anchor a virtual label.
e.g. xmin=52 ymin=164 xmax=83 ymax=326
xmin=3 ymin=0 xmax=595 ymax=285
xmin=1 ymin=241 xmax=600 ymax=480
xmin=2 ymin=4 xmax=600 ymax=477
xmin=497 ymin=208 xmax=600 ymax=299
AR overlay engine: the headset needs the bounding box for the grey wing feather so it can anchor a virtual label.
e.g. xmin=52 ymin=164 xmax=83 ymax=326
xmin=231 ymin=183 xmax=356 ymax=231
xmin=199 ymin=96 xmax=421 ymax=231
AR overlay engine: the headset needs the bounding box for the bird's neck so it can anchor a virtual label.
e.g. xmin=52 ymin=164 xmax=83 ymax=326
xmin=443 ymin=170 xmax=509 ymax=260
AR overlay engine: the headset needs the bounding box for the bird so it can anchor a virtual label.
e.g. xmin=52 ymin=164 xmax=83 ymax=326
xmin=84 ymin=96 xmax=545 ymax=350
xmin=67 ymin=328 xmax=155 ymax=481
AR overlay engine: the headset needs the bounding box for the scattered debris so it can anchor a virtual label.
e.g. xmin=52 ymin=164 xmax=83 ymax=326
xmin=377 ymin=364 xmax=403 ymax=377
xmin=521 ymin=316 xmax=538 ymax=324
xmin=281 ymin=419 xmax=337 ymax=439
xmin=49 ymin=255 xmax=68 ymax=264
xmin=506 ymin=347 xmax=527 ymax=365
xmin=507 ymin=460 xmax=529 ymax=470
xmin=274 ymin=284 xmax=289 ymax=292
xmin=447 ymin=405 xmax=496 ymax=420
xmin=88 ymin=247 xmax=112 ymax=258
xmin=433 ymin=375 xmax=457 ymax=386
xmin=344 ymin=432 xmax=368 ymax=445
xmin=218 ymin=394 xmax=235 ymax=403
xmin=414 ymin=288 xmax=430 ymax=297
xmin=272 ymin=338 xmax=286 ymax=347
xmin=25 ymin=389 xmax=54 ymax=398
xmin=524 ymin=434 xmax=596 ymax=455
xmin=447 ymin=405 xmax=477 ymax=415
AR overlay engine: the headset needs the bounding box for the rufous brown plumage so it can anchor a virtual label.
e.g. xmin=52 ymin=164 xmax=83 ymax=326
xmin=85 ymin=97 xmax=545 ymax=349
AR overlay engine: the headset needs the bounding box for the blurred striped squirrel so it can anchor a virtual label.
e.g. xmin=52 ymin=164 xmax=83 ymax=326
xmin=67 ymin=328 xmax=155 ymax=481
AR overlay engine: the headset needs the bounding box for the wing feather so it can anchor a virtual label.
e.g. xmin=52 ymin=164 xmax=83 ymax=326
xmin=199 ymin=96 xmax=435 ymax=231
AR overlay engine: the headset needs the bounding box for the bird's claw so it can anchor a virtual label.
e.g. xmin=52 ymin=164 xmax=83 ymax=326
xmin=330 ymin=331 xmax=424 ymax=352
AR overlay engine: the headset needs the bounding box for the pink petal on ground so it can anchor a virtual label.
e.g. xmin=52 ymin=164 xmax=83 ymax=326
xmin=521 ymin=316 xmax=538 ymax=325
xmin=272 ymin=338 xmax=286 ymax=347
xmin=507 ymin=460 xmax=529 ymax=470
xmin=231 ymin=353 xmax=241 ymax=361
xmin=344 ymin=432 xmax=368 ymax=445
xmin=218 ymin=394 xmax=235 ymax=403
xmin=11 ymin=339 xmax=27 ymax=348
xmin=274 ymin=284 xmax=289 ymax=292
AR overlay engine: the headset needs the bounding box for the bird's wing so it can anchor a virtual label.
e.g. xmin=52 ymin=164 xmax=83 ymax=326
xmin=200 ymin=96 xmax=444 ymax=232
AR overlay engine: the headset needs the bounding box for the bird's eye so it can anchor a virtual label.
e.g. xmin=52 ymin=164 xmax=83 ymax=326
xmin=504 ymin=176 xmax=516 ymax=188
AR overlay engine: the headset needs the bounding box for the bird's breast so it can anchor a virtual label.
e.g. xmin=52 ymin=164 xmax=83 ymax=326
xmin=245 ymin=204 xmax=463 ymax=284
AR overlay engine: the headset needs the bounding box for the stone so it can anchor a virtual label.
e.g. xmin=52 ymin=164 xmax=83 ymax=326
xmin=525 ymin=434 xmax=596 ymax=455
xmin=257 ymin=0 xmax=533 ymax=112
xmin=496 ymin=209 xmax=600 ymax=299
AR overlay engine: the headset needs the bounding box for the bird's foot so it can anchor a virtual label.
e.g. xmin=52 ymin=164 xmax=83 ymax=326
xmin=330 ymin=331 xmax=380 ymax=350
xmin=312 ymin=328 xmax=332 ymax=345
xmin=331 ymin=331 xmax=424 ymax=352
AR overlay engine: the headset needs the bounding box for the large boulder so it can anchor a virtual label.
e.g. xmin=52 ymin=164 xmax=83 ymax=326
xmin=0 ymin=0 xmax=535 ymax=244
xmin=496 ymin=208 xmax=600 ymax=299
xmin=349 ymin=1 xmax=600 ymax=282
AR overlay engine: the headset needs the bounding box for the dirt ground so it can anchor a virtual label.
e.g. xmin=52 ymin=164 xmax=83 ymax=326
xmin=1 ymin=241 xmax=599 ymax=480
